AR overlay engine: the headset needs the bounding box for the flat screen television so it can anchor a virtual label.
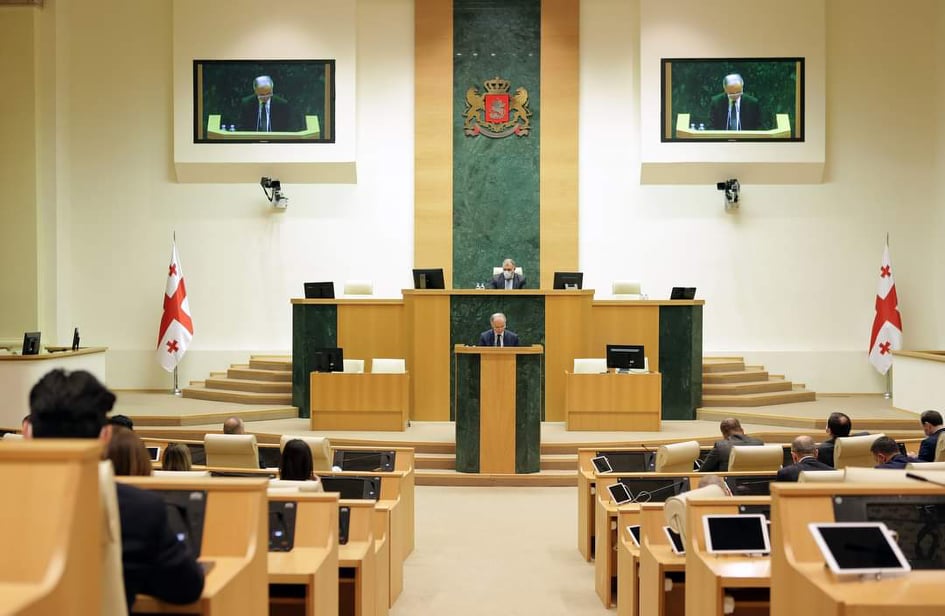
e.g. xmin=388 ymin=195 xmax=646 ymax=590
xmin=552 ymin=271 xmax=583 ymax=290
xmin=412 ymin=268 xmax=445 ymax=290
xmin=661 ymin=57 xmax=804 ymax=142
xmin=160 ymin=490 xmax=208 ymax=558
xmin=312 ymin=347 xmax=344 ymax=373
xmin=22 ymin=331 xmax=41 ymax=355
xmin=304 ymin=281 xmax=335 ymax=299
xmin=606 ymin=344 xmax=646 ymax=371
xmin=193 ymin=59 xmax=335 ymax=143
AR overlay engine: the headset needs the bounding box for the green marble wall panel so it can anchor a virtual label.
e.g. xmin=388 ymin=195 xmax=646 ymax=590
xmin=454 ymin=353 xmax=482 ymax=472
xmin=291 ymin=303 xmax=337 ymax=418
xmin=452 ymin=0 xmax=541 ymax=289
xmin=449 ymin=293 xmax=545 ymax=419
xmin=515 ymin=353 xmax=541 ymax=473
xmin=658 ymin=305 xmax=703 ymax=420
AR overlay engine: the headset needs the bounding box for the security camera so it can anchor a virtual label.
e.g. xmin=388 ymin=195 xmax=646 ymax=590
xmin=260 ymin=176 xmax=288 ymax=210
xmin=716 ymin=178 xmax=739 ymax=210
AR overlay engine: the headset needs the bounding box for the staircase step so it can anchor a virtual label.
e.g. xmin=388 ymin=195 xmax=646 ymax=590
xmin=415 ymin=453 xmax=576 ymax=471
xmin=703 ymin=360 xmax=746 ymax=373
xmin=248 ymin=357 xmax=293 ymax=372
xmin=181 ymin=384 xmax=292 ymax=405
xmin=702 ymin=370 xmax=769 ymax=384
xmin=204 ymin=377 xmax=291 ymax=394
xmin=416 ymin=469 xmax=577 ymax=487
xmin=702 ymin=379 xmax=793 ymax=395
xmin=228 ymin=366 xmax=293 ymax=382
xmin=700 ymin=390 xmax=816 ymax=407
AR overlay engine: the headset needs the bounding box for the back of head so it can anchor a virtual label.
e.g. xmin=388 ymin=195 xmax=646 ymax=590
xmin=108 ymin=414 xmax=134 ymax=430
xmin=870 ymin=435 xmax=899 ymax=457
xmin=223 ymin=416 xmax=245 ymax=435
xmin=720 ymin=417 xmax=743 ymax=437
xmin=280 ymin=439 xmax=314 ymax=481
xmin=106 ymin=427 xmax=153 ymax=476
xmin=29 ymin=369 xmax=116 ymax=439
xmin=920 ymin=409 xmax=943 ymax=428
xmin=791 ymin=435 xmax=817 ymax=457
xmin=162 ymin=442 xmax=193 ymax=472
xmin=827 ymin=412 xmax=852 ymax=437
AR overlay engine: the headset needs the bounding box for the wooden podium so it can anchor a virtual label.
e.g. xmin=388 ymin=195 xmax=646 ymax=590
xmin=453 ymin=344 xmax=543 ymax=474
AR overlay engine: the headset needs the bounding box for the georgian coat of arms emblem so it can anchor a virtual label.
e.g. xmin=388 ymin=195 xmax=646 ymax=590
xmin=463 ymin=76 xmax=532 ymax=138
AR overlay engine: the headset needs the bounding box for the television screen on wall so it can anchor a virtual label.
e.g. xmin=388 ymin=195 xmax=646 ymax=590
xmin=193 ymin=59 xmax=335 ymax=143
xmin=661 ymin=57 xmax=804 ymax=142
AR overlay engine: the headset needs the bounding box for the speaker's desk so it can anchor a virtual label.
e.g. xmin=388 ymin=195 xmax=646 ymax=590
xmin=310 ymin=372 xmax=409 ymax=431
xmin=565 ymin=371 xmax=662 ymax=431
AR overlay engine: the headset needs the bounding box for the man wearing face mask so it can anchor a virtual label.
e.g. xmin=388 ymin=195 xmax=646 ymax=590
xmin=488 ymin=258 xmax=527 ymax=289
xmin=708 ymin=73 xmax=762 ymax=131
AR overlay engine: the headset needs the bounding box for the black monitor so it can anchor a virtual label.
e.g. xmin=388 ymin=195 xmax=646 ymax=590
xmin=616 ymin=477 xmax=689 ymax=503
xmin=160 ymin=490 xmax=208 ymax=558
xmin=258 ymin=446 xmax=282 ymax=469
xmin=319 ymin=476 xmax=381 ymax=500
xmin=303 ymin=281 xmax=335 ymax=299
xmin=268 ymin=500 xmax=298 ymax=552
xmin=312 ymin=347 xmax=344 ymax=373
xmin=22 ymin=331 xmax=41 ymax=355
xmin=670 ymin=287 xmax=697 ymax=300
xmin=71 ymin=327 xmax=80 ymax=352
xmin=606 ymin=344 xmax=646 ymax=371
xmin=332 ymin=450 xmax=396 ymax=472
xmin=552 ymin=271 xmax=583 ymax=290
xmin=412 ymin=268 xmax=445 ymax=290
xmin=596 ymin=451 xmax=656 ymax=472
xmin=724 ymin=475 xmax=774 ymax=496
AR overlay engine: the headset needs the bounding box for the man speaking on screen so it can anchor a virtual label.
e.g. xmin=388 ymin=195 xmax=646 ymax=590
xmin=240 ymin=75 xmax=300 ymax=132
xmin=708 ymin=73 xmax=762 ymax=131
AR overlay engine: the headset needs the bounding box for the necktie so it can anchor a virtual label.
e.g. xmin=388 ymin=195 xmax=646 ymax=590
xmin=728 ymin=102 xmax=738 ymax=131
xmin=258 ymin=102 xmax=269 ymax=131
xmin=499 ymin=333 xmax=504 ymax=347
xmin=505 ymin=277 xmax=512 ymax=290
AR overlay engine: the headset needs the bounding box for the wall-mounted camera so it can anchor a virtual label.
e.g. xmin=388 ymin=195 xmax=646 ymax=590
xmin=260 ymin=176 xmax=288 ymax=210
xmin=716 ymin=178 xmax=739 ymax=211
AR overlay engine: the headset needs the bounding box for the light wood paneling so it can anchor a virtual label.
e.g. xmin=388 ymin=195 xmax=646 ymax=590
xmin=539 ymin=0 xmax=580 ymax=288
xmin=404 ymin=292 xmax=451 ymax=420
xmin=311 ymin=373 xmax=409 ymax=431
xmin=590 ymin=304 xmax=661 ymax=371
xmin=545 ymin=291 xmax=594 ymax=421
xmin=337 ymin=303 xmax=406 ymax=363
xmin=565 ymin=372 xmax=662 ymax=431
xmin=414 ymin=0 xmax=453 ymax=283
xmin=479 ymin=352 xmax=517 ymax=473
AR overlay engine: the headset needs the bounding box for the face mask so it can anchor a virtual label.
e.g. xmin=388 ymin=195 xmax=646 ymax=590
xmin=503 ymin=270 xmax=513 ymax=280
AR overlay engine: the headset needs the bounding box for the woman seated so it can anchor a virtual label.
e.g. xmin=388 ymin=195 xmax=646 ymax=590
xmin=106 ymin=426 xmax=153 ymax=476
xmin=161 ymin=442 xmax=193 ymax=471
xmin=278 ymin=439 xmax=324 ymax=489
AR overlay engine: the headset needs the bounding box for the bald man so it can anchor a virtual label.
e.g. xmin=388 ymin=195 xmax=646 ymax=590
xmin=477 ymin=313 xmax=520 ymax=347
xmin=708 ymin=73 xmax=762 ymax=131
xmin=776 ymin=435 xmax=833 ymax=482
xmin=223 ymin=416 xmax=245 ymax=435
xmin=239 ymin=75 xmax=300 ymax=132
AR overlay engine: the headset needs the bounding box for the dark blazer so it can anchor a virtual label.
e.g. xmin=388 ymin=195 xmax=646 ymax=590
xmin=699 ymin=433 xmax=765 ymax=473
xmin=488 ymin=272 xmax=526 ymax=289
xmin=708 ymin=93 xmax=762 ymax=130
xmin=117 ymin=484 xmax=205 ymax=611
xmin=917 ymin=427 xmax=945 ymax=462
xmin=239 ymin=95 xmax=299 ymax=132
xmin=776 ymin=456 xmax=834 ymax=482
xmin=478 ymin=329 xmax=520 ymax=347
xmin=816 ymin=437 xmax=837 ymax=467
xmin=875 ymin=453 xmax=919 ymax=469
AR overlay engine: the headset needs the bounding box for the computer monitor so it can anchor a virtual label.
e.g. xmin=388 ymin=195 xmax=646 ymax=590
xmin=606 ymin=344 xmax=646 ymax=371
xmin=412 ymin=268 xmax=445 ymax=290
xmin=724 ymin=475 xmax=774 ymax=496
xmin=312 ymin=347 xmax=344 ymax=373
xmin=303 ymin=281 xmax=335 ymax=299
xmin=595 ymin=451 xmax=656 ymax=472
xmin=332 ymin=450 xmax=396 ymax=472
xmin=319 ymin=476 xmax=380 ymax=500
xmin=552 ymin=271 xmax=583 ymax=290
xmin=268 ymin=500 xmax=298 ymax=552
xmin=22 ymin=331 xmax=41 ymax=355
xmin=160 ymin=490 xmax=208 ymax=558
xmin=616 ymin=477 xmax=689 ymax=503
xmin=670 ymin=286 xmax=697 ymax=300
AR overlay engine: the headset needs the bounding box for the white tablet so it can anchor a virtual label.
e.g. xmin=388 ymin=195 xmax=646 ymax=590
xmin=809 ymin=522 xmax=911 ymax=578
xmin=625 ymin=525 xmax=641 ymax=547
xmin=147 ymin=446 xmax=162 ymax=462
xmin=703 ymin=514 xmax=771 ymax=555
xmin=591 ymin=455 xmax=613 ymax=474
xmin=663 ymin=526 xmax=685 ymax=554
xmin=607 ymin=482 xmax=633 ymax=505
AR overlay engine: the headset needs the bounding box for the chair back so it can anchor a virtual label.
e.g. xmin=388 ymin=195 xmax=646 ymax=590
xmin=269 ymin=478 xmax=325 ymax=492
xmin=907 ymin=461 xmax=945 ymax=470
xmin=936 ymin=433 xmax=945 ymax=462
xmin=98 ymin=461 xmax=128 ymax=616
xmin=492 ymin=266 xmax=524 ymax=277
xmin=343 ymin=359 xmax=365 ymax=373
xmin=371 ymin=358 xmax=406 ymax=374
xmin=727 ymin=444 xmax=784 ymax=472
xmin=612 ymin=280 xmax=643 ymax=298
xmin=664 ymin=484 xmax=727 ymax=543
xmin=573 ymin=358 xmax=607 ymax=374
xmin=843 ymin=467 xmax=914 ymax=483
xmin=2 ymin=432 xmax=23 ymax=440
xmin=655 ymin=440 xmax=700 ymax=473
xmin=204 ymin=433 xmax=259 ymax=469
xmin=833 ymin=433 xmax=884 ymax=469
xmin=151 ymin=470 xmax=211 ymax=478
xmin=280 ymin=435 xmax=333 ymax=472
xmin=798 ymin=469 xmax=844 ymax=482
xmin=343 ymin=280 xmax=374 ymax=295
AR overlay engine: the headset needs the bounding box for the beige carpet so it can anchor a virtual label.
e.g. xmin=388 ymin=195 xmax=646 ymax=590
xmin=390 ymin=486 xmax=607 ymax=616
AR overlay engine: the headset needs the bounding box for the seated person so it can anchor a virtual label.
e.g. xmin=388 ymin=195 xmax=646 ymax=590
xmin=816 ymin=411 xmax=851 ymax=467
xmin=108 ymin=414 xmax=135 ymax=430
xmin=477 ymin=312 xmax=520 ymax=347
xmin=488 ymin=258 xmax=526 ymax=289
xmin=776 ymin=435 xmax=833 ymax=482
xmin=162 ymin=442 xmax=193 ymax=472
xmin=223 ymin=416 xmax=245 ymax=435
xmin=871 ymin=436 xmax=918 ymax=469
xmin=29 ymin=369 xmax=204 ymax=610
xmin=917 ymin=410 xmax=945 ymax=462
xmin=699 ymin=418 xmax=764 ymax=472
xmin=279 ymin=439 xmax=324 ymax=490
xmin=107 ymin=426 xmax=154 ymax=476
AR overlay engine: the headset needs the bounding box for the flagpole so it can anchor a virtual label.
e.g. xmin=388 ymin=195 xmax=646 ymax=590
xmin=884 ymin=367 xmax=892 ymax=400
xmin=173 ymin=366 xmax=181 ymax=396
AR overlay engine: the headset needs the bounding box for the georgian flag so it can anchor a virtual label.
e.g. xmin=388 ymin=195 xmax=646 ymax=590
xmin=157 ymin=239 xmax=194 ymax=372
xmin=868 ymin=242 xmax=903 ymax=375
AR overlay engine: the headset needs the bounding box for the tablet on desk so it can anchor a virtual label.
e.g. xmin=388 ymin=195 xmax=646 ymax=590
xmin=703 ymin=514 xmax=771 ymax=555
xmin=591 ymin=455 xmax=613 ymax=474
xmin=607 ymin=482 xmax=633 ymax=505
xmin=809 ymin=522 xmax=911 ymax=578
xmin=146 ymin=446 xmax=161 ymax=462
xmin=626 ymin=525 xmax=641 ymax=547
xmin=663 ymin=526 xmax=685 ymax=555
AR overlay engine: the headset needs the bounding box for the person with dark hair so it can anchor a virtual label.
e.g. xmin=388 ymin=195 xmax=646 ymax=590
xmin=699 ymin=417 xmax=765 ymax=472
xmin=816 ymin=411 xmax=852 ymax=467
xmin=776 ymin=435 xmax=833 ymax=482
xmin=917 ymin=410 xmax=945 ymax=462
xmin=108 ymin=414 xmax=135 ymax=430
xmin=107 ymin=426 xmax=153 ymax=476
xmin=28 ymin=369 xmax=204 ymax=610
xmin=162 ymin=442 xmax=193 ymax=472
xmin=280 ymin=439 xmax=316 ymax=481
xmin=871 ymin=436 xmax=917 ymax=469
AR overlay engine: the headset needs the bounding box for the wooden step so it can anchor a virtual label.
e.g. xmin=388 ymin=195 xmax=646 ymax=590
xmin=702 ymin=379 xmax=793 ymax=395
xmin=702 ymin=370 xmax=769 ymax=384
xmin=415 ymin=453 xmax=576 ymax=471
xmin=248 ymin=358 xmax=292 ymax=372
xmin=700 ymin=389 xmax=816 ymax=407
xmin=416 ymin=469 xmax=576 ymax=487
xmin=181 ymin=383 xmax=292 ymax=405
xmin=703 ymin=360 xmax=746 ymax=373
xmin=227 ymin=365 xmax=293 ymax=382
xmin=204 ymin=377 xmax=291 ymax=394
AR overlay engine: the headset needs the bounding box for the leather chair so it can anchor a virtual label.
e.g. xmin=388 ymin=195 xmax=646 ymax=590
xmin=798 ymin=469 xmax=845 ymax=482
xmin=843 ymin=467 xmax=915 ymax=483
xmin=343 ymin=359 xmax=365 ymax=373
xmin=371 ymin=358 xmax=406 ymax=374
xmin=492 ymin=266 xmax=524 ymax=277
xmin=343 ymin=280 xmax=374 ymax=295
xmin=727 ymin=444 xmax=784 ymax=472
xmin=906 ymin=461 xmax=945 ymax=470
xmin=2 ymin=432 xmax=23 ymax=440
xmin=151 ymin=470 xmax=212 ymax=478
xmin=99 ymin=461 xmax=128 ymax=616
xmin=655 ymin=440 xmax=700 ymax=473
xmin=280 ymin=435 xmax=333 ymax=472
xmin=268 ymin=478 xmax=325 ymax=492
xmin=573 ymin=358 xmax=607 ymax=373
xmin=204 ymin=433 xmax=259 ymax=469
xmin=935 ymin=433 xmax=945 ymax=462
xmin=664 ymin=483 xmax=728 ymax=545
xmin=612 ymin=280 xmax=643 ymax=299
xmin=833 ymin=433 xmax=884 ymax=469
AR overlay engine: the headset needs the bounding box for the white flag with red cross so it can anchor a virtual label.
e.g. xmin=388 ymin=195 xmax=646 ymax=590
xmin=868 ymin=241 xmax=903 ymax=375
xmin=157 ymin=239 xmax=194 ymax=372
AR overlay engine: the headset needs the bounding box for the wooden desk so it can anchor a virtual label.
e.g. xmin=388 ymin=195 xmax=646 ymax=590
xmin=0 ymin=440 xmax=103 ymax=615
xmin=595 ymin=500 xmax=643 ymax=608
xmin=266 ymin=491 xmax=340 ymax=616
xmin=770 ymin=483 xmax=945 ymax=616
xmin=617 ymin=507 xmax=644 ymax=616
xmin=310 ymin=373 xmax=409 ymax=431
xmin=120 ymin=477 xmax=269 ymax=616
xmin=639 ymin=503 xmax=686 ymax=616
xmin=337 ymin=500 xmax=376 ymax=616
xmin=565 ymin=371 xmax=662 ymax=431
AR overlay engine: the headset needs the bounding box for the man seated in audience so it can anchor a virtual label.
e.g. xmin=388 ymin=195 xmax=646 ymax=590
xmin=108 ymin=414 xmax=135 ymax=430
xmin=816 ymin=411 xmax=851 ymax=467
xmin=776 ymin=435 xmax=833 ymax=481
xmin=29 ymin=368 xmax=205 ymax=610
xmin=917 ymin=410 xmax=945 ymax=462
xmin=223 ymin=416 xmax=245 ymax=435
xmin=699 ymin=417 xmax=764 ymax=472
xmin=871 ymin=436 xmax=918 ymax=469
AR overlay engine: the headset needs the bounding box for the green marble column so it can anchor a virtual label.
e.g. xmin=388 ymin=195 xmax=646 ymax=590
xmin=452 ymin=0 xmax=541 ymax=289
xmin=658 ymin=305 xmax=703 ymax=420
xmin=291 ymin=303 xmax=338 ymax=418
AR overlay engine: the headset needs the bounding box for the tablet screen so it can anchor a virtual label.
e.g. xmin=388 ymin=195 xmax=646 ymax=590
xmin=607 ymin=482 xmax=633 ymax=505
xmin=809 ymin=522 xmax=911 ymax=576
xmin=703 ymin=514 xmax=771 ymax=554
xmin=626 ymin=525 xmax=641 ymax=546
xmin=663 ymin=526 xmax=685 ymax=554
xmin=592 ymin=455 xmax=613 ymax=474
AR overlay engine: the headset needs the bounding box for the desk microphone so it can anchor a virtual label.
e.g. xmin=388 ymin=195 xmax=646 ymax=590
xmin=906 ymin=472 xmax=945 ymax=488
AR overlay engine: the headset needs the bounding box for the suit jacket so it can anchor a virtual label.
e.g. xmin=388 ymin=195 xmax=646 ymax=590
xmin=239 ymin=95 xmax=300 ymax=132
xmin=917 ymin=427 xmax=945 ymax=462
xmin=699 ymin=433 xmax=765 ymax=473
xmin=117 ymin=484 xmax=205 ymax=611
xmin=488 ymin=273 xmax=526 ymax=289
xmin=875 ymin=453 xmax=919 ymax=469
xmin=776 ymin=456 xmax=834 ymax=482
xmin=816 ymin=437 xmax=837 ymax=467
xmin=477 ymin=329 xmax=520 ymax=347
xmin=708 ymin=93 xmax=762 ymax=131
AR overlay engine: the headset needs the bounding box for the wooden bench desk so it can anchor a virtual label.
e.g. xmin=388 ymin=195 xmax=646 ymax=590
xmin=616 ymin=506 xmax=644 ymax=616
xmin=638 ymin=503 xmax=685 ymax=616
xmin=337 ymin=500 xmax=376 ymax=616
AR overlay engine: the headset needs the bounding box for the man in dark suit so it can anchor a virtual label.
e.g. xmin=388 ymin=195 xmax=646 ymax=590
xmin=29 ymin=369 xmax=205 ymax=612
xmin=478 ymin=312 xmax=520 ymax=347
xmin=708 ymin=73 xmax=763 ymax=131
xmin=816 ymin=411 xmax=852 ymax=467
xmin=239 ymin=75 xmax=301 ymax=132
xmin=488 ymin=258 xmax=526 ymax=289
xmin=776 ymin=435 xmax=833 ymax=482
xmin=699 ymin=418 xmax=764 ymax=472
xmin=871 ymin=436 xmax=918 ymax=469
xmin=917 ymin=410 xmax=945 ymax=462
